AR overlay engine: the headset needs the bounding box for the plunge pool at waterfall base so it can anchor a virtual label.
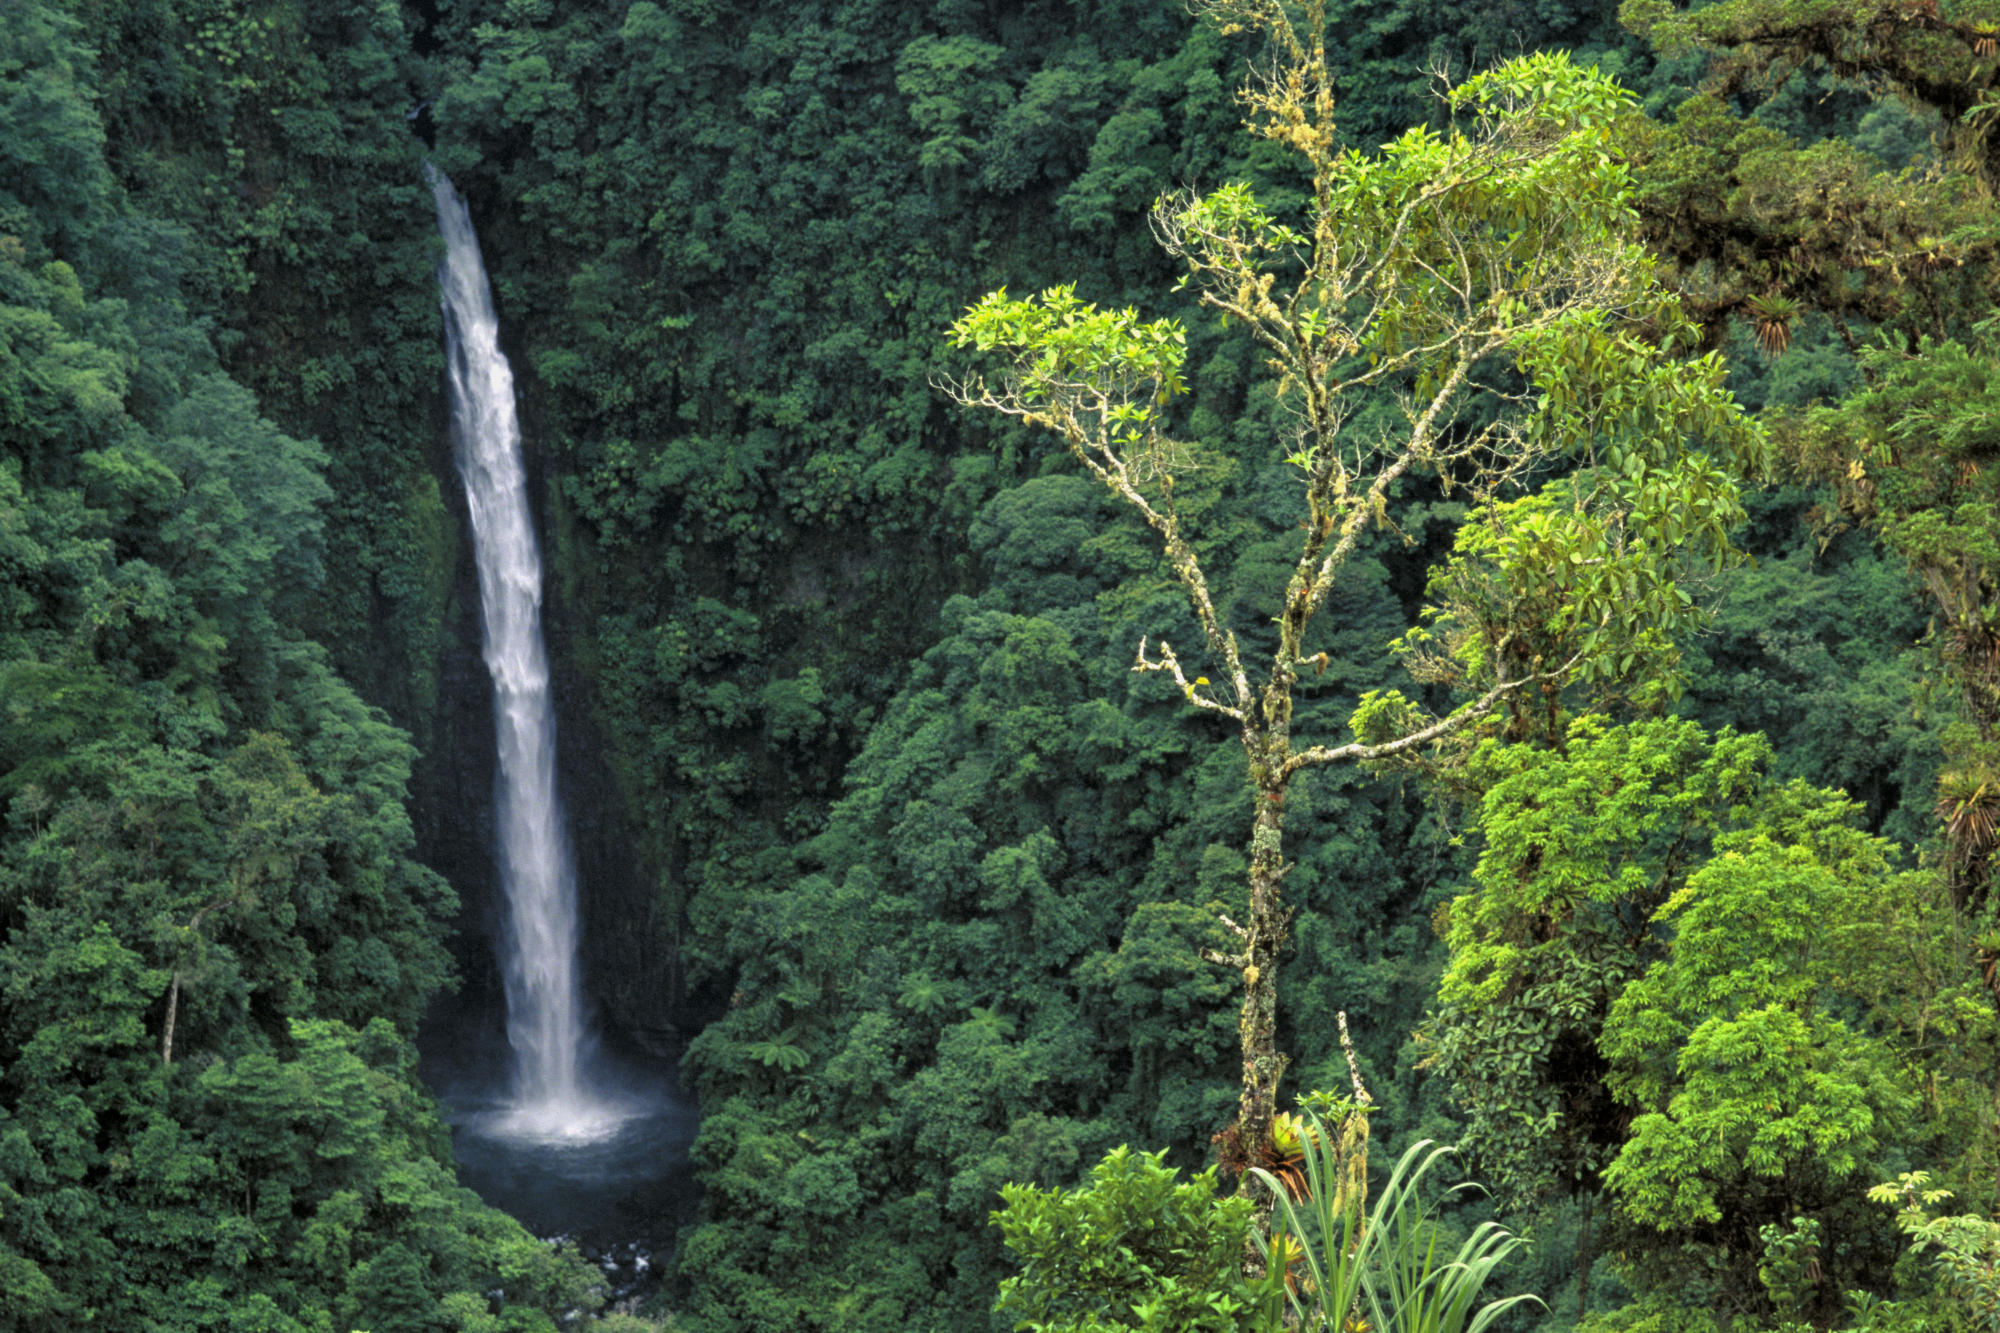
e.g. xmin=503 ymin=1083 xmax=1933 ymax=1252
xmin=420 ymin=1000 xmax=702 ymax=1305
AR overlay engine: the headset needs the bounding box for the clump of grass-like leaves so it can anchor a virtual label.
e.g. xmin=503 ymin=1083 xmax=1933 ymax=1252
xmin=1251 ymin=1119 xmax=1540 ymax=1333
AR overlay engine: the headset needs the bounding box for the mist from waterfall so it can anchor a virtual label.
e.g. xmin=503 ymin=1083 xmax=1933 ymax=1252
xmin=429 ymin=165 xmax=620 ymax=1141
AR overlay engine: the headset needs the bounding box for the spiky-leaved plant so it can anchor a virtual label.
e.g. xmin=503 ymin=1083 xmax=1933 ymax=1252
xmin=1251 ymin=1126 xmax=1541 ymax=1333
xmin=1745 ymin=292 xmax=1802 ymax=356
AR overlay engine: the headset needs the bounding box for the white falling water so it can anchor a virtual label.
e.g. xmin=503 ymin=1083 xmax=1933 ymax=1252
xmin=430 ymin=166 xmax=617 ymax=1140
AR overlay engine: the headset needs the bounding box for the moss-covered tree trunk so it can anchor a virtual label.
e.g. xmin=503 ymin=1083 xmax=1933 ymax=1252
xmin=1230 ymin=763 xmax=1291 ymax=1195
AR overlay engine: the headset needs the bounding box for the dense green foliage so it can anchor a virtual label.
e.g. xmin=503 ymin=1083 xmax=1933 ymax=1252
xmin=0 ymin=4 xmax=604 ymax=1329
xmin=993 ymin=1145 xmax=1283 ymax=1331
xmin=6 ymin=0 xmax=2000 ymax=1330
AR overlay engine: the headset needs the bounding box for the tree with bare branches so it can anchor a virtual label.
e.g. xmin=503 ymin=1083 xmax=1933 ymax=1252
xmin=944 ymin=0 xmax=1766 ymax=1198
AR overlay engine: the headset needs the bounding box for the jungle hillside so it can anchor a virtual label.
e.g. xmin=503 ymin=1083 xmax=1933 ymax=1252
xmin=2 ymin=0 xmax=1998 ymax=1330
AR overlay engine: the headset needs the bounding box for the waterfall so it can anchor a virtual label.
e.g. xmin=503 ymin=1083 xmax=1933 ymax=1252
xmin=429 ymin=166 xmax=612 ymax=1139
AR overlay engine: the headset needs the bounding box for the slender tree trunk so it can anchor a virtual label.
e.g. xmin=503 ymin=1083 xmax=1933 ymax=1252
xmin=1576 ymin=1193 xmax=1594 ymax=1322
xmin=161 ymin=971 xmax=182 ymax=1068
xmin=1233 ymin=761 xmax=1291 ymax=1198
xmin=161 ymin=898 xmax=225 ymax=1068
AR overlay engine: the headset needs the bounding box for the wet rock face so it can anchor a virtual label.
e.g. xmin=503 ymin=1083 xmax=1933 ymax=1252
xmin=532 ymin=452 xmax=685 ymax=1052
xmin=549 ymin=630 xmax=686 ymax=1053
xmin=410 ymin=379 xmax=686 ymax=1055
xmin=409 ymin=476 xmax=503 ymax=991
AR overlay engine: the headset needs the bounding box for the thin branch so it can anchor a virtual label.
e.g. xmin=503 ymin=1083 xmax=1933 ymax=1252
xmin=1135 ymin=636 xmax=1248 ymax=721
xmin=1201 ymin=913 xmax=1254 ymax=969
xmin=1280 ymin=651 xmax=1583 ymax=778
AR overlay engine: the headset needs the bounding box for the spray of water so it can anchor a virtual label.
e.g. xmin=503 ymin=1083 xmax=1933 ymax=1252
xmin=430 ymin=165 xmax=625 ymax=1141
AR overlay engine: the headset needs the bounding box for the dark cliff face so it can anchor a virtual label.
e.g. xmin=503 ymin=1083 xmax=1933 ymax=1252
xmin=407 ymin=391 xmax=504 ymax=1048
xmin=542 ymin=503 xmax=689 ymax=1057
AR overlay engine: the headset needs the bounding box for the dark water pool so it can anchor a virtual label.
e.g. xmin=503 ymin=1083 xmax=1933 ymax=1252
xmin=419 ymin=988 xmax=702 ymax=1263
xmin=442 ymin=1079 xmax=699 ymax=1240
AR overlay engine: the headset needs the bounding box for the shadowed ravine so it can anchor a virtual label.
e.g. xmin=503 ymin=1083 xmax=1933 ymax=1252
xmin=422 ymin=165 xmax=697 ymax=1255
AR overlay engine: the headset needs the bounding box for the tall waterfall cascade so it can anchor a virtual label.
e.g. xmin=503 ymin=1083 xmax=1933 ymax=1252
xmin=430 ymin=166 xmax=620 ymax=1141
